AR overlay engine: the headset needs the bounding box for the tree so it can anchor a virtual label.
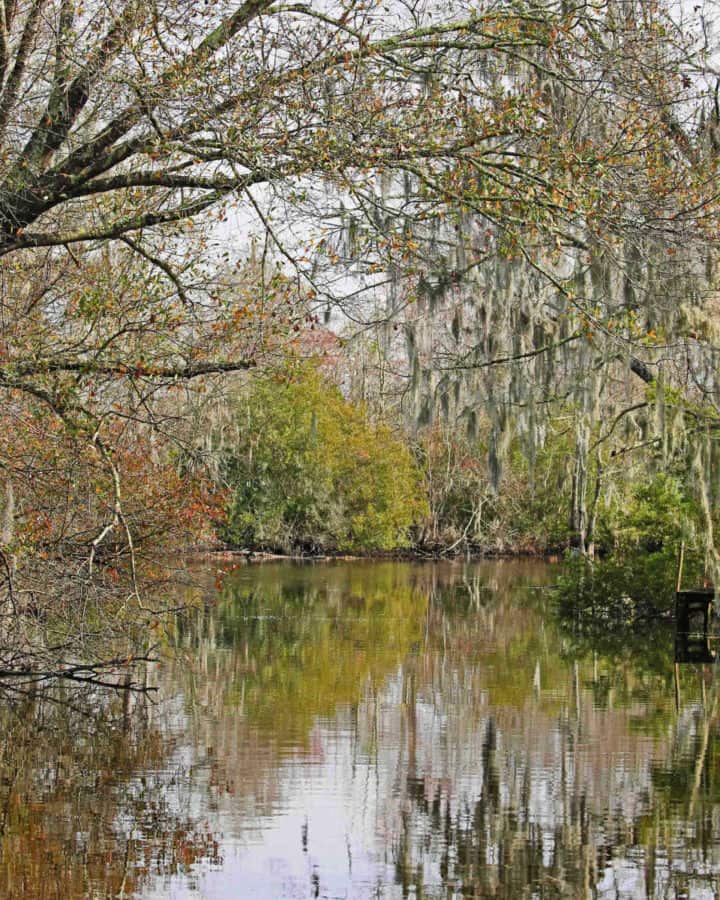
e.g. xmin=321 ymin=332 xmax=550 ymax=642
xmin=216 ymin=362 xmax=425 ymax=553
xmin=0 ymin=0 xmax=523 ymax=672
xmin=319 ymin=0 xmax=720 ymax=560
xmin=0 ymin=0 xmax=715 ymax=674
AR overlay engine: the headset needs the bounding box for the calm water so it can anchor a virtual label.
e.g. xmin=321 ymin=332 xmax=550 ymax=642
xmin=1 ymin=559 xmax=719 ymax=898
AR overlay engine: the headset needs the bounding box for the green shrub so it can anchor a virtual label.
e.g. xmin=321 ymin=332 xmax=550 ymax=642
xmin=217 ymin=363 xmax=426 ymax=553
xmin=606 ymin=472 xmax=697 ymax=553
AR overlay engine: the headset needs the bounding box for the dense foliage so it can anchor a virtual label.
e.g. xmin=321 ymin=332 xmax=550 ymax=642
xmin=0 ymin=0 xmax=717 ymax=671
xmin=216 ymin=365 xmax=426 ymax=553
xmin=413 ymin=411 xmax=708 ymax=554
xmin=211 ymin=370 xmax=714 ymax=563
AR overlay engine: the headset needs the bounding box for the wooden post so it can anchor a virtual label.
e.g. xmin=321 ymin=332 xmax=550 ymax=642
xmin=676 ymin=541 xmax=685 ymax=593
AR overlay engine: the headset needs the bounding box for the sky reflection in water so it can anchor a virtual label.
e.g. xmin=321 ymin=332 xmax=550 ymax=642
xmin=2 ymin=559 xmax=719 ymax=899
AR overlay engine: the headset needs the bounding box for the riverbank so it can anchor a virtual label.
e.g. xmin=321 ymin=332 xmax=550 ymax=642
xmin=180 ymin=542 xmax=565 ymax=564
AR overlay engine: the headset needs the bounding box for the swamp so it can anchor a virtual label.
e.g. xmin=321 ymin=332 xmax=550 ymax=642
xmin=2 ymin=558 xmax=720 ymax=898
xmin=3 ymin=0 xmax=720 ymax=896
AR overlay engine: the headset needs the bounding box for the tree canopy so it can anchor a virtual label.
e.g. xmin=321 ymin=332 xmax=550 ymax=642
xmin=0 ymin=0 xmax=718 ymax=673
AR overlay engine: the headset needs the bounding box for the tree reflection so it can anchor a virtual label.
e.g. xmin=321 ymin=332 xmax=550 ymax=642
xmin=375 ymin=559 xmax=719 ymax=898
xmin=6 ymin=559 xmax=720 ymax=898
xmin=171 ymin=562 xmax=432 ymax=741
xmin=0 ymin=680 xmax=220 ymax=898
xmin=166 ymin=559 xmax=720 ymax=899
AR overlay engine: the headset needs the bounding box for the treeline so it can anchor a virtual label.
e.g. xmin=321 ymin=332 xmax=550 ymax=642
xmin=209 ymin=360 xmax=706 ymax=560
xmin=1 ymin=0 xmax=719 ymax=676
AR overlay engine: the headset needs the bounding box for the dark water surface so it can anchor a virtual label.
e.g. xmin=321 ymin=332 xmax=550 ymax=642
xmin=2 ymin=559 xmax=720 ymax=898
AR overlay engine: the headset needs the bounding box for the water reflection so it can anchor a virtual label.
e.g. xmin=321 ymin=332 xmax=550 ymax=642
xmin=0 ymin=681 xmax=221 ymax=899
xmin=3 ymin=560 xmax=720 ymax=898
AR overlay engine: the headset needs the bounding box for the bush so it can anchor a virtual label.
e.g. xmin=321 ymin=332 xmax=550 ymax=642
xmin=606 ymin=472 xmax=698 ymax=553
xmin=416 ymin=421 xmax=579 ymax=553
xmin=217 ymin=363 xmax=426 ymax=553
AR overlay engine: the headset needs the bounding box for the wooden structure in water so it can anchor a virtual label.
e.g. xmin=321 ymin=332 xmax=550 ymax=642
xmin=675 ymin=588 xmax=716 ymax=664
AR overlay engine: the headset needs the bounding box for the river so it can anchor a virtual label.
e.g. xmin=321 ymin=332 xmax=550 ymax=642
xmin=0 ymin=559 xmax=717 ymax=898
